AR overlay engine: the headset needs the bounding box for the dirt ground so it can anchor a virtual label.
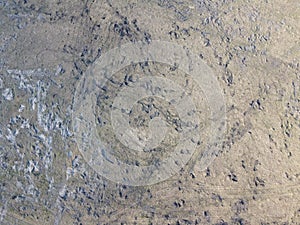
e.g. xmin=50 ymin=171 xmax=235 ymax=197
xmin=0 ymin=0 xmax=299 ymax=224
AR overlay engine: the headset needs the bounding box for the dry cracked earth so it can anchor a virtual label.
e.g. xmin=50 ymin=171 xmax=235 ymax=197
xmin=0 ymin=0 xmax=299 ymax=224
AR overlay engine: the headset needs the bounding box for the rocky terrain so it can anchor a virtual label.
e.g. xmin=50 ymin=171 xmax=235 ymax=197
xmin=0 ymin=0 xmax=299 ymax=224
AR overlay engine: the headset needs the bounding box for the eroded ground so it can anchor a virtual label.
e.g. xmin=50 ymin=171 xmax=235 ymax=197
xmin=0 ymin=0 xmax=299 ymax=224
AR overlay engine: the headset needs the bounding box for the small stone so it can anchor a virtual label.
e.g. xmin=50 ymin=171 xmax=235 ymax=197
xmin=2 ymin=88 xmax=14 ymax=101
xmin=18 ymin=104 xmax=25 ymax=112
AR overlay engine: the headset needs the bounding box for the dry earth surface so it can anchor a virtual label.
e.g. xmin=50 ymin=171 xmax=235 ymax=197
xmin=0 ymin=0 xmax=299 ymax=224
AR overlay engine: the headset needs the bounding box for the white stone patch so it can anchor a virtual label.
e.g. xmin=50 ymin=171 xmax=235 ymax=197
xmin=2 ymin=88 xmax=14 ymax=101
xmin=18 ymin=104 xmax=25 ymax=112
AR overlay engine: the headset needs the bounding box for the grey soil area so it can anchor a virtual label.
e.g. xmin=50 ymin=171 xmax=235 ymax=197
xmin=0 ymin=0 xmax=299 ymax=224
